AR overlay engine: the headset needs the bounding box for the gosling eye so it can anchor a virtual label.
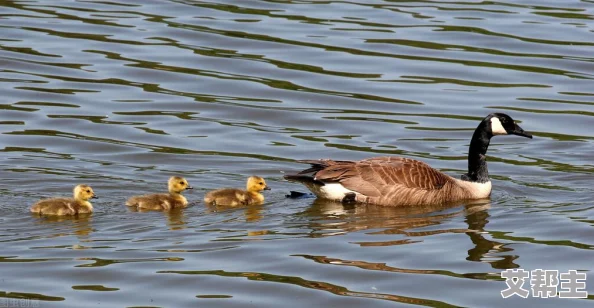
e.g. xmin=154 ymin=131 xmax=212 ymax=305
xmin=86 ymin=190 xmax=90 ymax=193
xmin=259 ymin=182 xmax=263 ymax=185
xmin=179 ymin=181 xmax=184 ymax=185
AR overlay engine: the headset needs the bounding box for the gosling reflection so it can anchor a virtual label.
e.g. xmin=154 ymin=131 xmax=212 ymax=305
xmin=205 ymin=203 xmax=269 ymax=236
xmin=205 ymin=203 xmax=265 ymax=223
xmin=244 ymin=204 xmax=264 ymax=223
xmin=126 ymin=205 xmax=189 ymax=230
xmin=165 ymin=208 xmax=187 ymax=230
xmin=32 ymin=214 xmax=94 ymax=238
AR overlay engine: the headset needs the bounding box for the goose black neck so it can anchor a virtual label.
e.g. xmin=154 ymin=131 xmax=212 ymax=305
xmin=464 ymin=121 xmax=492 ymax=183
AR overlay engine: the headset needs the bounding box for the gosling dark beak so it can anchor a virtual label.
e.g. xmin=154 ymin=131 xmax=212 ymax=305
xmin=92 ymin=195 xmax=98 ymax=199
xmin=186 ymin=186 xmax=193 ymax=190
xmin=264 ymin=186 xmax=271 ymax=191
xmin=511 ymin=123 xmax=533 ymax=139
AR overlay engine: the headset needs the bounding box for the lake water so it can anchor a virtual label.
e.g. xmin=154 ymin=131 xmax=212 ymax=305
xmin=0 ymin=0 xmax=593 ymax=307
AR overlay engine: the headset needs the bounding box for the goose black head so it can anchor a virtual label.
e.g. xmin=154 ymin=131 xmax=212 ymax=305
xmin=486 ymin=113 xmax=533 ymax=139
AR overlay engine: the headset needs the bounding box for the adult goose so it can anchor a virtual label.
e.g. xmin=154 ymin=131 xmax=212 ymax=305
xmin=284 ymin=113 xmax=532 ymax=206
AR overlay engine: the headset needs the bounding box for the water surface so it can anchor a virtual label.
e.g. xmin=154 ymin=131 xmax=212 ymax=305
xmin=0 ymin=0 xmax=593 ymax=307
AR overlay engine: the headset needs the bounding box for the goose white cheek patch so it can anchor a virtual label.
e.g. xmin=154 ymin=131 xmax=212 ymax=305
xmin=490 ymin=117 xmax=507 ymax=135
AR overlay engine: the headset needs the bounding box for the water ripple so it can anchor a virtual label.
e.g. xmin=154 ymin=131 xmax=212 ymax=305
xmin=0 ymin=0 xmax=592 ymax=306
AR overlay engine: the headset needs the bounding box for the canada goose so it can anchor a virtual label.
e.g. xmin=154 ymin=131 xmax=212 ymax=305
xmin=30 ymin=184 xmax=97 ymax=216
xmin=204 ymin=176 xmax=270 ymax=206
xmin=126 ymin=176 xmax=193 ymax=210
xmin=284 ymin=113 xmax=532 ymax=207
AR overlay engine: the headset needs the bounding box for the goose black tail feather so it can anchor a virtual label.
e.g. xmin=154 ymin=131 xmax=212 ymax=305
xmin=295 ymin=159 xmax=347 ymax=174
xmin=294 ymin=160 xmax=325 ymax=174
xmin=284 ymin=174 xmax=325 ymax=186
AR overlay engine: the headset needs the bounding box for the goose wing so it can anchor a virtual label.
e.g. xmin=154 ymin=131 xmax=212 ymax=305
xmin=299 ymin=156 xmax=451 ymax=197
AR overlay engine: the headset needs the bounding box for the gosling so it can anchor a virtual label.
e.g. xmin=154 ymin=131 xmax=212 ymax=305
xmin=30 ymin=184 xmax=97 ymax=216
xmin=204 ymin=176 xmax=270 ymax=206
xmin=126 ymin=176 xmax=193 ymax=211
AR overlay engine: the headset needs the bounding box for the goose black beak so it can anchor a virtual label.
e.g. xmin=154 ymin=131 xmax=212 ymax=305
xmin=92 ymin=195 xmax=98 ymax=199
xmin=264 ymin=186 xmax=271 ymax=191
xmin=186 ymin=186 xmax=193 ymax=190
xmin=511 ymin=124 xmax=533 ymax=139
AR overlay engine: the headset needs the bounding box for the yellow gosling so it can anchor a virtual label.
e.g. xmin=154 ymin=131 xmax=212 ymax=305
xmin=126 ymin=176 xmax=193 ymax=211
xmin=30 ymin=184 xmax=97 ymax=216
xmin=204 ymin=176 xmax=270 ymax=206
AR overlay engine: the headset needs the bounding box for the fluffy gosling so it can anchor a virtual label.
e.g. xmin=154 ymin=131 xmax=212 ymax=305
xmin=204 ymin=176 xmax=270 ymax=206
xmin=30 ymin=184 xmax=97 ymax=216
xmin=126 ymin=176 xmax=193 ymax=211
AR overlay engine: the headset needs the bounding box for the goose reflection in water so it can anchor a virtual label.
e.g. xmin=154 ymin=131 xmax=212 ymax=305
xmin=300 ymin=199 xmax=519 ymax=270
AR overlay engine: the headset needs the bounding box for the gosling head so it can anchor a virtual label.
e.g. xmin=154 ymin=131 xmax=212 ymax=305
xmin=168 ymin=176 xmax=193 ymax=194
xmin=246 ymin=176 xmax=270 ymax=193
xmin=486 ymin=113 xmax=533 ymax=139
xmin=73 ymin=184 xmax=97 ymax=201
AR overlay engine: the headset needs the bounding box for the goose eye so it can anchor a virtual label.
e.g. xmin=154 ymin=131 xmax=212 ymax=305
xmin=259 ymin=182 xmax=263 ymax=185
xmin=179 ymin=181 xmax=184 ymax=185
xmin=86 ymin=190 xmax=90 ymax=193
